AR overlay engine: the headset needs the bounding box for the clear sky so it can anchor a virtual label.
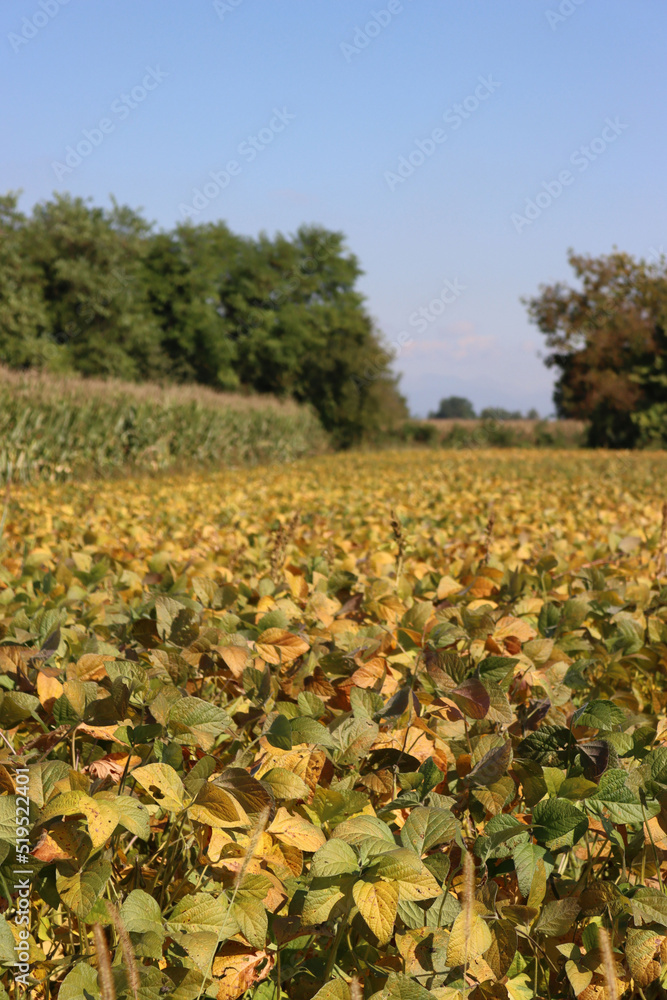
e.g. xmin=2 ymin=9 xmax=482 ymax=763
xmin=2 ymin=0 xmax=666 ymax=416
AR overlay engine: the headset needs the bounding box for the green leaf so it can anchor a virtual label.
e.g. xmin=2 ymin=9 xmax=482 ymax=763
xmin=418 ymin=757 xmax=444 ymax=796
xmin=166 ymin=892 xmax=230 ymax=934
xmin=532 ymin=798 xmax=588 ymax=848
xmin=101 ymin=792 xmax=151 ymax=840
xmin=476 ymin=815 xmax=530 ymax=861
xmin=333 ymin=814 xmax=396 ymax=846
xmin=261 ymin=767 xmax=310 ymax=800
xmin=369 ymin=848 xmax=441 ymax=901
xmin=297 ymin=691 xmax=325 ymax=718
xmin=630 ymin=887 xmax=667 ymax=927
xmin=512 ymin=760 xmax=548 ymax=807
xmin=232 ymin=893 xmax=268 ymax=948
xmin=587 ymin=769 xmax=658 ymax=825
xmin=0 ymin=915 xmax=15 ymax=964
xmin=0 ymin=796 xmax=20 ymax=845
xmin=56 ymin=857 xmax=112 ymax=919
xmin=538 ymin=602 xmax=561 ymax=637
xmin=558 ymin=776 xmax=598 ymax=800
xmin=311 ymin=838 xmax=359 ymax=878
xmin=641 ymin=747 xmax=667 ymax=787
xmin=479 ymin=656 xmax=519 ymax=684
xmin=168 ymin=697 xmax=231 ymax=750
xmin=310 ymin=982 xmax=351 ymax=1000
xmin=517 ymin=725 xmax=571 ymax=766
xmin=120 ymin=889 xmax=164 ymax=935
xmin=302 ymin=877 xmax=348 ymax=924
xmin=572 ymin=699 xmax=626 ymax=731
xmin=512 ymin=842 xmax=555 ymax=898
xmin=369 ymin=973 xmax=435 ymax=1000
xmin=0 ymin=691 xmax=40 ymax=727
xmin=400 ymin=807 xmax=458 ymax=855
xmin=560 ymin=597 xmax=591 ymax=631
xmin=334 ymin=717 xmax=379 ymax=766
xmin=266 ymin=714 xmax=292 ymax=750
xmin=59 ymin=964 xmax=101 ymax=1000
xmin=290 ymin=716 xmax=336 ymax=749
xmin=534 ymin=897 xmax=581 ymax=936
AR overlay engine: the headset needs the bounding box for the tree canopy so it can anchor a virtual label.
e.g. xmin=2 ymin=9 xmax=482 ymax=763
xmin=0 ymin=192 xmax=406 ymax=444
xmin=429 ymin=395 xmax=476 ymax=419
xmin=525 ymin=249 xmax=667 ymax=447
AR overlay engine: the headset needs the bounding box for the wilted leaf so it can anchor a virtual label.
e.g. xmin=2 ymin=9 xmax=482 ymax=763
xmin=451 ymin=678 xmax=490 ymax=720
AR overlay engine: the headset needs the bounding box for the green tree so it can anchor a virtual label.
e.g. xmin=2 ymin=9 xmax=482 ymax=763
xmin=429 ymin=396 xmax=476 ymax=419
xmin=0 ymin=193 xmax=407 ymax=445
xmin=24 ymin=193 xmax=164 ymax=380
xmin=525 ymin=250 xmax=667 ymax=447
xmin=143 ymin=222 xmax=239 ymax=389
xmin=479 ymin=406 xmax=523 ymax=420
xmin=222 ymin=226 xmax=406 ymax=444
xmin=0 ymin=193 xmax=49 ymax=366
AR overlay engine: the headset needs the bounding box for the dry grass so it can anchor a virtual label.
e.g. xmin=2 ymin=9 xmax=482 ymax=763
xmin=0 ymin=365 xmax=302 ymax=414
xmin=425 ymin=417 xmax=586 ymax=434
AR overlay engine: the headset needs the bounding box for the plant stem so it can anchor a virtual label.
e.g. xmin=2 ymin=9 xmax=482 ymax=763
xmin=324 ymin=911 xmax=348 ymax=981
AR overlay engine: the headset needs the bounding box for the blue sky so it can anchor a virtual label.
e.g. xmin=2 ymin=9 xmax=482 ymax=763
xmin=2 ymin=0 xmax=665 ymax=416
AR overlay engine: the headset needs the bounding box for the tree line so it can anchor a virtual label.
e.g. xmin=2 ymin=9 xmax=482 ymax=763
xmin=429 ymin=397 xmax=541 ymax=420
xmin=1 ymin=191 xmax=665 ymax=449
xmin=431 ymin=251 xmax=667 ymax=448
xmin=0 ymin=192 xmax=406 ymax=445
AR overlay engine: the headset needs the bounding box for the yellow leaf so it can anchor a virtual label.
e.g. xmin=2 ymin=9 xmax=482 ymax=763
xmin=353 ymin=877 xmax=398 ymax=945
xmin=255 ymin=628 xmax=310 ymax=664
xmin=436 ymin=576 xmax=461 ymax=600
xmin=446 ymin=912 xmax=492 ymax=967
xmin=213 ymin=946 xmax=274 ymax=1000
xmin=218 ymin=645 xmax=248 ymax=678
xmin=189 ymin=782 xmax=249 ymax=829
xmin=36 ymin=672 xmax=63 ymax=708
xmin=527 ymin=859 xmax=546 ymax=910
xmin=132 ymin=763 xmax=186 ymax=813
xmin=493 ymin=616 xmax=537 ymax=644
xmin=268 ymin=806 xmax=325 ymax=851
xmin=38 ymin=791 xmax=118 ymax=849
